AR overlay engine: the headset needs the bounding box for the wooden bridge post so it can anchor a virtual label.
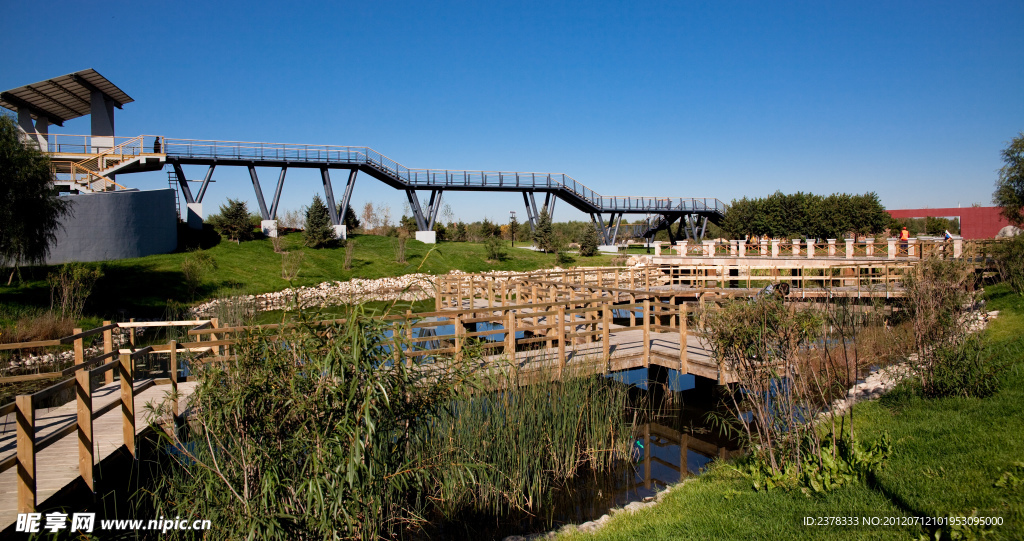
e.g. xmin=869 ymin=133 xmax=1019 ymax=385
xmin=454 ymin=314 xmax=464 ymax=362
xmin=629 ymin=295 xmax=636 ymax=327
xmin=643 ymin=300 xmax=651 ymax=368
xmin=505 ymin=311 xmax=516 ymax=363
xmin=602 ymin=306 xmax=611 ymax=373
xmin=435 ymin=278 xmax=442 ymax=311
xmin=16 ymin=394 xmax=36 ymax=513
xmin=103 ymin=321 xmax=114 ymax=384
xmin=76 ymin=367 xmax=94 ymax=491
xmin=679 ymin=303 xmax=688 ymax=373
xmin=557 ymin=305 xmax=566 ymax=379
xmin=74 ymin=327 xmax=84 ymax=366
xmin=129 ymin=318 xmax=136 ymax=348
xmin=487 ymin=280 xmax=495 ymax=307
xmin=119 ymin=352 xmax=136 ymax=458
xmin=169 ymin=340 xmax=179 ymax=417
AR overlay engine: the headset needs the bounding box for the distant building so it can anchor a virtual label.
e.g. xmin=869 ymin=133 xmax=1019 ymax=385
xmin=886 ymin=207 xmax=1009 ymax=239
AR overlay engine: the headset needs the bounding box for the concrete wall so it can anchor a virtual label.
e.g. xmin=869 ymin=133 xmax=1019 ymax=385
xmin=45 ymin=189 xmax=178 ymax=264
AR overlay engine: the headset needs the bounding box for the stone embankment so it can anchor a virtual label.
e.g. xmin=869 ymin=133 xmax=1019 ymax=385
xmin=190 ymin=268 xmax=579 ymax=317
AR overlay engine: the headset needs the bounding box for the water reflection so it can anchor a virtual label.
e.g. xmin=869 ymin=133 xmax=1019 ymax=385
xmin=423 ymin=379 xmax=741 ymax=540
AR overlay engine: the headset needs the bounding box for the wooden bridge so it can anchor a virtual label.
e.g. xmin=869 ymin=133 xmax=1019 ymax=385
xmin=0 ymin=261 xmax=921 ymax=530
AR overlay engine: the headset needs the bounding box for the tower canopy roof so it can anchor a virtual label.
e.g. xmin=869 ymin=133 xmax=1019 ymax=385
xmin=0 ymin=69 xmax=133 ymax=126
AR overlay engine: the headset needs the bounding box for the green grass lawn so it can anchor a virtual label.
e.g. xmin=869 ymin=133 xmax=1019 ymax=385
xmin=0 ymin=233 xmax=619 ymax=322
xmin=564 ymin=282 xmax=1024 ymax=540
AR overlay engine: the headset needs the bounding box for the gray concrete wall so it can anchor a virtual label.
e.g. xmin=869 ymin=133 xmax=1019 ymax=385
xmin=45 ymin=189 xmax=178 ymax=264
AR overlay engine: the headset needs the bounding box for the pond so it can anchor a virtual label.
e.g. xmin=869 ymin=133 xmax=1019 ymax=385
xmin=420 ymin=371 xmax=739 ymax=540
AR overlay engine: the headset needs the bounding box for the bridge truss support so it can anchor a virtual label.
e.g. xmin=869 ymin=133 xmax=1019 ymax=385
xmin=406 ymin=189 xmax=444 ymax=231
xmin=523 ymin=192 xmax=557 ymax=232
xmin=591 ymin=212 xmax=624 ymax=246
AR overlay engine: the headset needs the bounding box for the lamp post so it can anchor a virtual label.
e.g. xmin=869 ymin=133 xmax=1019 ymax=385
xmin=510 ymin=211 xmax=516 ymax=247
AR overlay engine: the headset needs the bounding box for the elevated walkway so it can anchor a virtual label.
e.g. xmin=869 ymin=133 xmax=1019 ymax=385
xmin=35 ymin=133 xmax=725 ymax=243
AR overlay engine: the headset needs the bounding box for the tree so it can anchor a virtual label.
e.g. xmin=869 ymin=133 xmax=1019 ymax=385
xmin=994 ymin=132 xmax=1024 ymax=227
xmin=579 ymin=224 xmax=599 ymax=256
xmin=0 ymin=115 xmax=72 ymax=283
xmin=532 ymin=205 xmax=555 ymax=253
xmin=211 ymin=199 xmax=253 ymax=243
xmin=360 ymin=202 xmax=378 ymax=234
xmin=305 ymin=194 xmax=335 ymax=248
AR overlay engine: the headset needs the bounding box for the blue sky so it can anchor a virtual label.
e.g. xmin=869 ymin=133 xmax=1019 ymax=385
xmin=3 ymin=0 xmax=1022 ymax=224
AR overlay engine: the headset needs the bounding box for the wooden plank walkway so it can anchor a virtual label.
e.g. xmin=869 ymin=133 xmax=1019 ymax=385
xmin=486 ymin=327 xmax=725 ymax=382
xmin=0 ymin=381 xmax=193 ymax=530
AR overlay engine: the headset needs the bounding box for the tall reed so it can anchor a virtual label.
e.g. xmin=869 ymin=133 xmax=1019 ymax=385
xmin=144 ymin=307 xmax=632 ymax=539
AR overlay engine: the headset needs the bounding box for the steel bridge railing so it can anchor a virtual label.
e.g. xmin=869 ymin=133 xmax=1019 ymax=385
xmin=41 ymin=134 xmax=726 ymax=216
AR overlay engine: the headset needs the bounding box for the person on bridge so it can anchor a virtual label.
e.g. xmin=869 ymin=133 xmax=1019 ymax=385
xmin=153 ymin=136 xmax=162 ymax=153
xmin=900 ymin=226 xmax=910 ymax=254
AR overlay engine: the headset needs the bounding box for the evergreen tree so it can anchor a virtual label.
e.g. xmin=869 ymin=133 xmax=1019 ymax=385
xmin=0 ymin=115 xmax=72 ymax=283
xmin=579 ymin=224 xmax=599 ymax=256
xmin=213 ymin=199 xmax=253 ymax=243
xmin=305 ymin=194 xmax=335 ymax=248
xmin=533 ymin=205 xmax=555 ymax=253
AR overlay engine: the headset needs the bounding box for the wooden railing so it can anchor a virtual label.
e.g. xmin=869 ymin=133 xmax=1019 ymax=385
xmin=0 ymin=320 xmax=216 ymax=513
xmin=656 ymin=237 xmax=1001 ymax=261
xmin=435 ymin=263 xmax=914 ymax=311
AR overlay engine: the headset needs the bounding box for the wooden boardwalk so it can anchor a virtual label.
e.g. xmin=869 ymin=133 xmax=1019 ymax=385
xmin=0 ymin=381 xmax=192 ymax=530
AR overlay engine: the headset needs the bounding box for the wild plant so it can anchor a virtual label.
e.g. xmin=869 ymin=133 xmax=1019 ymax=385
xmin=144 ymin=307 xmax=632 ymax=539
xmin=47 ymin=262 xmax=102 ymax=320
xmin=344 ymin=239 xmax=355 ymax=270
xmin=701 ymin=295 xmax=893 ymax=491
xmin=180 ymin=250 xmax=216 ymax=300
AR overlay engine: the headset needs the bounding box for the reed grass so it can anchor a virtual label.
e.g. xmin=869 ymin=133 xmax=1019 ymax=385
xmin=143 ymin=306 xmax=634 ymax=539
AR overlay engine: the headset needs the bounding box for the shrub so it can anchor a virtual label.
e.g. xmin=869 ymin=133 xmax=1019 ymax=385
xmin=344 ymin=240 xmax=355 ymax=270
xmin=995 ymin=234 xmax=1024 ymax=295
xmin=394 ymin=235 xmax=407 ymax=263
xmin=180 ymin=250 xmax=217 ymax=300
xmin=921 ymin=334 xmax=1008 ymax=398
xmin=47 ymin=262 xmax=103 ymax=319
xmin=484 ymin=237 xmax=507 ymax=261
xmin=281 ymin=251 xmax=304 ymax=281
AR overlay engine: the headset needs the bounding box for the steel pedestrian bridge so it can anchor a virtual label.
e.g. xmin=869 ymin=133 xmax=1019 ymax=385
xmin=43 ymin=133 xmax=726 ymax=244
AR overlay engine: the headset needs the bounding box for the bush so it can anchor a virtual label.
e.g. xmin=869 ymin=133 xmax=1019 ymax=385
xmin=304 ymin=194 xmax=335 ymax=248
xmin=180 ymin=250 xmax=217 ymax=300
xmin=923 ymin=334 xmax=1006 ymax=398
xmin=344 ymin=240 xmax=355 ymax=270
xmin=47 ymin=262 xmax=102 ymax=319
xmin=484 ymin=237 xmax=507 ymax=261
xmin=995 ymin=235 xmax=1024 ymax=295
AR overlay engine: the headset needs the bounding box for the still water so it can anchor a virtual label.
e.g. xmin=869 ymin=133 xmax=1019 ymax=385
xmin=423 ymin=370 xmax=740 ymax=540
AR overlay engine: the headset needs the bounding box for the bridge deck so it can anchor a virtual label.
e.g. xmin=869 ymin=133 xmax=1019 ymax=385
xmin=0 ymin=381 xmax=193 ymax=530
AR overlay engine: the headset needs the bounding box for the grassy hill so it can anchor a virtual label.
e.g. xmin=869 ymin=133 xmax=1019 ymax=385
xmin=0 ymin=233 xmax=618 ymax=323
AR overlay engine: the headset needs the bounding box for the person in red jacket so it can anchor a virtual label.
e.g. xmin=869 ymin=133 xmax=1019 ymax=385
xmin=900 ymin=227 xmax=910 ymax=255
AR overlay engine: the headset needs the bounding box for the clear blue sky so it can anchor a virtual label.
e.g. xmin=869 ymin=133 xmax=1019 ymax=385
xmin=4 ymin=0 xmax=1023 ymax=224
